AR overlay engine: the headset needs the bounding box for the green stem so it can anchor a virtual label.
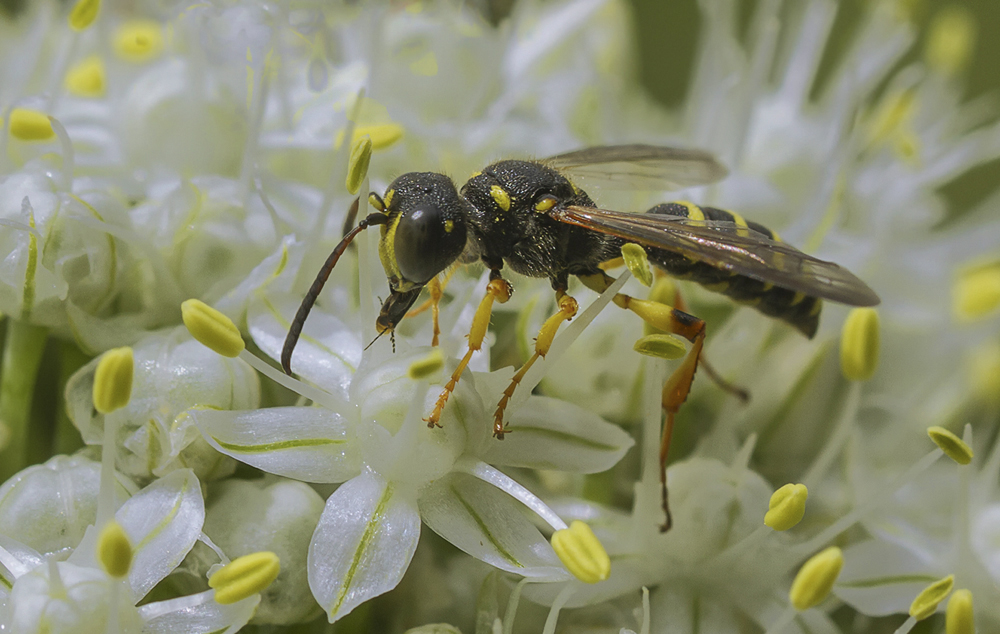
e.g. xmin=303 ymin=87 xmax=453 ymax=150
xmin=0 ymin=320 xmax=48 ymax=481
xmin=54 ymin=340 xmax=89 ymax=455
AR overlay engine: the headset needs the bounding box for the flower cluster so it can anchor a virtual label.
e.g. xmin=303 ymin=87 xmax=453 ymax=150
xmin=1 ymin=0 xmax=999 ymax=633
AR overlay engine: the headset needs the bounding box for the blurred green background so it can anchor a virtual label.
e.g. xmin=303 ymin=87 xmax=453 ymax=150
xmin=630 ymin=0 xmax=1000 ymax=216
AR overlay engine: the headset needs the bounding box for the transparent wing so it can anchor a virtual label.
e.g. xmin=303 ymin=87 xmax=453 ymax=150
xmin=552 ymin=205 xmax=880 ymax=306
xmin=541 ymin=144 xmax=728 ymax=191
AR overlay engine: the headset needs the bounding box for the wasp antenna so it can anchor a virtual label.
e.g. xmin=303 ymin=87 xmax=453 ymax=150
xmin=363 ymin=328 xmax=386 ymax=352
xmin=282 ymin=207 xmax=388 ymax=375
xmin=341 ymin=196 xmax=360 ymax=240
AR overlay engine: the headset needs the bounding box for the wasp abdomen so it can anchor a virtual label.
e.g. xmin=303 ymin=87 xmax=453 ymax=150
xmin=642 ymin=202 xmax=821 ymax=338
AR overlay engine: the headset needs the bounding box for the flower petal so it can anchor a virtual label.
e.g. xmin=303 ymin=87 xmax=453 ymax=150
xmin=308 ymin=471 xmax=420 ymax=623
xmin=479 ymin=396 xmax=634 ymax=473
xmin=190 ymin=406 xmax=359 ymax=484
xmin=138 ymin=589 xmax=259 ymax=634
xmin=419 ymin=473 xmax=567 ymax=578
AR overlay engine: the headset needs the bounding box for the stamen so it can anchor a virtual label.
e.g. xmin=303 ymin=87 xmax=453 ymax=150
xmin=334 ymin=123 xmax=405 ymax=152
xmin=455 ymin=459 xmax=568 ymax=532
xmin=92 ymin=347 xmax=134 ymax=414
xmin=65 ymin=55 xmax=106 ymax=97
xmin=47 ymin=116 xmax=74 ymax=192
xmin=764 ymin=483 xmax=808 ymax=531
xmin=621 ymin=243 xmax=652 ymax=287
xmin=209 ymin=551 xmax=281 ymax=605
xmin=541 ymin=585 xmax=576 ymax=634
xmin=550 ymin=521 xmax=611 ymax=584
xmin=68 ymin=0 xmax=100 ymax=31
xmin=908 ymin=574 xmax=954 ymax=621
xmin=408 ymin=349 xmax=444 ymax=380
xmin=953 ymin=259 xmax=1000 ymax=321
xmin=9 ymin=108 xmax=54 ymax=141
xmin=182 ymin=299 xmax=246 ymax=358
xmin=113 ymin=20 xmax=164 ymax=62
xmin=346 ymin=135 xmax=373 ymax=195
xmin=789 ymin=546 xmax=843 ymax=610
xmin=925 ymin=6 xmax=976 ymax=76
xmin=633 ymin=333 xmax=686 ymax=360
xmin=840 ymin=307 xmax=880 ymax=381
xmin=945 ymin=589 xmax=974 ymax=634
xmin=97 ymin=521 xmax=133 ymax=579
xmin=927 ymin=426 xmax=973 ymax=465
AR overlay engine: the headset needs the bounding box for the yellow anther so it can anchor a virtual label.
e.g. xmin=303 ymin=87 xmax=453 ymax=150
xmin=550 ymin=521 xmax=610 ymax=584
xmin=909 ymin=574 xmax=954 ymax=620
xmin=765 ymin=483 xmax=808 ymax=531
xmin=789 ymin=547 xmax=843 ymax=611
xmin=114 ymin=20 xmax=163 ymax=63
xmin=68 ymin=0 xmax=100 ymax=31
xmin=840 ymin=307 xmax=880 ymax=381
xmin=335 ymin=123 xmax=405 ymax=152
xmin=92 ymin=347 xmax=134 ymax=414
xmin=633 ymin=334 xmax=686 ymax=360
xmin=953 ymin=260 xmax=1000 ymax=322
xmin=209 ymin=551 xmax=281 ymax=605
xmin=946 ymin=589 xmax=974 ymax=634
xmin=346 ymin=135 xmax=372 ymax=195
xmin=65 ymin=55 xmax=106 ymax=97
xmin=927 ymin=426 xmax=973 ymax=465
xmin=926 ymin=7 xmax=976 ymax=76
xmin=181 ymin=299 xmax=245 ymax=358
xmin=621 ymin=243 xmax=652 ymax=288
xmin=408 ymin=349 xmax=444 ymax=380
xmin=97 ymin=521 xmax=133 ymax=578
xmin=490 ymin=185 xmax=511 ymax=212
xmin=9 ymin=108 xmax=55 ymax=141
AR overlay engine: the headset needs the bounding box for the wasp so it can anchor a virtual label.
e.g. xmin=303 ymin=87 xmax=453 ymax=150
xmin=281 ymin=145 xmax=880 ymax=531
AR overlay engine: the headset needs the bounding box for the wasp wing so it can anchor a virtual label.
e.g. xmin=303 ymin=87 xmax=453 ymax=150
xmin=541 ymin=144 xmax=728 ymax=191
xmin=553 ymin=205 xmax=880 ymax=307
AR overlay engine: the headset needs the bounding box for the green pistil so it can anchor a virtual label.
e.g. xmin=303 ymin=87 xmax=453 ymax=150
xmin=0 ymin=320 xmax=49 ymax=481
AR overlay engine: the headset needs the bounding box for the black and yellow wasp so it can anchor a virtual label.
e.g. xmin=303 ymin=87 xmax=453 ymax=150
xmin=281 ymin=145 xmax=880 ymax=531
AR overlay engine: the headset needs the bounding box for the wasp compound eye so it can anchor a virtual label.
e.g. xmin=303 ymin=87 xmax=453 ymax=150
xmin=394 ymin=204 xmax=467 ymax=285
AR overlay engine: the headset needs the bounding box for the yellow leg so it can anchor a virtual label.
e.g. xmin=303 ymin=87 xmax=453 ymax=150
xmin=406 ymin=270 xmax=455 ymax=347
xmin=493 ymin=292 xmax=578 ymax=438
xmin=426 ymin=276 xmax=512 ymax=427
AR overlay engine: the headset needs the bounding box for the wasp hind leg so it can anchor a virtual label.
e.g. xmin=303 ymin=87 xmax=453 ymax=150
xmin=425 ymin=272 xmax=511 ymax=428
xmin=493 ymin=290 xmax=578 ymax=439
xmin=579 ymin=271 xmax=707 ymax=533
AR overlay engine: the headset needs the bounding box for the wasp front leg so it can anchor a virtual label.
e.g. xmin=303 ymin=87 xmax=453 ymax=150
xmin=493 ymin=291 xmax=578 ymax=439
xmin=579 ymin=271 xmax=706 ymax=532
xmin=406 ymin=276 xmax=445 ymax=347
xmin=426 ymin=273 xmax=511 ymax=427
